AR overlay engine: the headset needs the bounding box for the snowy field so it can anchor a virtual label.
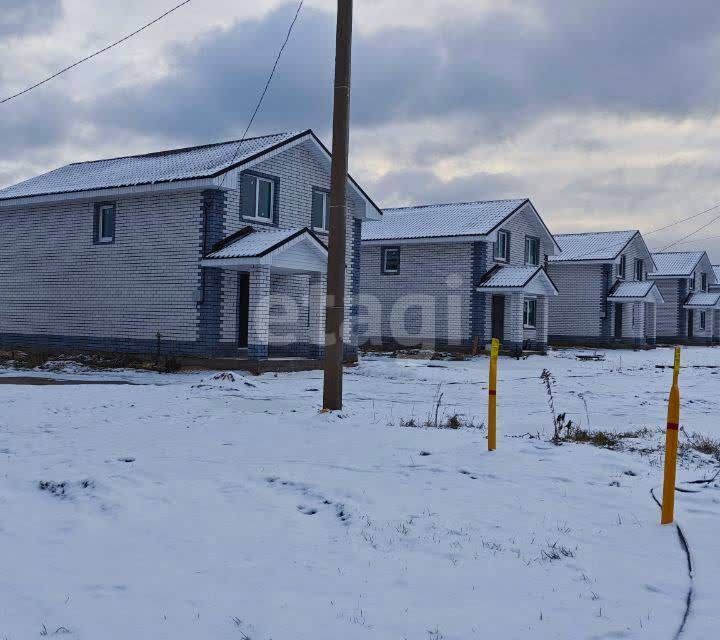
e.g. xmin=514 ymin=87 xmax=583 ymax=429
xmin=1 ymin=346 xmax=719 ymax=639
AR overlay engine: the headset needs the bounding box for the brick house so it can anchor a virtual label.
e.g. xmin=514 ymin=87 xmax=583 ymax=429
xmin=648 ymin=252 xmax=719 ymax=344
xmin=547 ymin=231 xmax=664 ymax=347
xmin=0 ymin=130 xmax=381 ymax=361
xmin=359 ymin=199 xmax=559 ymax=354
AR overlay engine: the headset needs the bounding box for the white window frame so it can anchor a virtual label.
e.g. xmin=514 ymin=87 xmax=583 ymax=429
xmin=700 ymin=310 xmax=706 ymax=330
xmin=523 ymin=298 xmax=537 ymax=328
xmin=251 ymin=177 xmax=274 ymax=221
xmin=98 ymin=204 xmax=115 ymax=243
xmin=690 ymin=273 xmax=696 ymax=291
xmin=314 ymin=190 xmax=329 ymax=232
xmin=382 ymin=247 xmax=401 ymax=274
xmin=701 ymin=273 xmax=708 ymax=292
xmin=495 ymin=229 xmax=510 ymax=263
xmin=618 ymin=255 xmax=626 ymax=279
xmin=525 ymin=236 xmax=540 ymax=266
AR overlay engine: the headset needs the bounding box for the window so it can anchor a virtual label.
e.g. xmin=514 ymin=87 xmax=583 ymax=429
xmin=494 ymin=230 xmax=510 ymax=262
xmin=700 ymin=311 xmax=707 ymax=330
xmin=255 ymin=178 xmax=274 ymax=219
xmin=618 ymin=255 xmax=626 ymax=279
xmin=701 ymin=273 xmax=708 ymax=292
xmin=311 ymin=189 xmax=330 ymax=232
xmin=95 ymin=203 xmax=115 ymax=244
xmin=634 ymin=258 xmax=644 ymax=281
xmin=690 ymin=273 xmax=696 ymax=291
xmin=525 ymin=236 xmax=540 ymax=266
xmin=382 ymin=247 xmax=401 ymax=274
xmin=523 ymin=299 xmax=537 ymax=328
xmin=241 ymin=173 xmax=276 ymax=223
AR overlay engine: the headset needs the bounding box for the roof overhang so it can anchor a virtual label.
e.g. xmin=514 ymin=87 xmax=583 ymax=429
xmin=607 ymin=281 xmax=665 ymax=304
xmin=683 ymin=292 xmax=720 ymax=309
xmin=201 ymin=227 xmax=327 ymax=274
xmin=476 ymin=266 xmax=559 ymax=296
xmin=0 ymin=130 xmax=383 ymax=221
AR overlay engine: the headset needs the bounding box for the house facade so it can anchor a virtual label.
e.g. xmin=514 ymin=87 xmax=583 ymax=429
xmin=648 ymin=252 xmax=719 ymax=344
xmin=0 ymin=130 xmax=381 ymax=361
xmin=547 ymin=231 xmax=663 ymax=347
xmin=359 ymin=199 xmax=559 ymax=354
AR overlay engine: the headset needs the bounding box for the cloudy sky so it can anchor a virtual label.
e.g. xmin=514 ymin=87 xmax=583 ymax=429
xmin=2 ymin=0 xmax=720 ymax=259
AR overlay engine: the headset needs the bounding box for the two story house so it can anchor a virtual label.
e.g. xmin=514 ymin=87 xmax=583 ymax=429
xmin=359 ymin=199 xmax=559 ymax=354
xmin=0 ymin=130 xmax=381 ymax=362
xmin=547 ymin=231 xmax=664 ymax=347
xmin=648 ymin=251 xmax=719 ymax=344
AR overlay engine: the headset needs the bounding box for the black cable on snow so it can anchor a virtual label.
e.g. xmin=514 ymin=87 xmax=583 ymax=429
xmin=650 ymin=487 xmax=693 ymax=640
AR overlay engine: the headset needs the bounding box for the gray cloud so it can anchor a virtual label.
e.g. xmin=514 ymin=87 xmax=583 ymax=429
xmin=369 ymin=168 xmax=526 ymax=207
xmin=0 ymin=0 xmax=63 ymax=38
xmin=81 ymin=1 xmax=720 ymax=146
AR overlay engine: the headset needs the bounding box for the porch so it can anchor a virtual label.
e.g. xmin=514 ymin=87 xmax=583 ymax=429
xmin=476 ymin=265 xmax=558 ymax=353
xmin=607 ymin=281 xmax=665 ymax=346
xmin=201 ymin=226 xmax=328 ymax=362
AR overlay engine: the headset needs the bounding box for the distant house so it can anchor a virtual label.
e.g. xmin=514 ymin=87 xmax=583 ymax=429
xmin=0 ymin=130 xmax=382 ymax=362
xmin=648 ymin=252 xmax=719 ymax=344
xmin=359 ymin=199 xmax=559 ymax=354
xmin=547 ymin=231 xmax=664 ymax=347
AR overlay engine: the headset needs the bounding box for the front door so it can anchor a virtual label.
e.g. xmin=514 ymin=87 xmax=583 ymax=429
xmin=491 ymin=295 xmax=505 ymax=341
xmin=238 ymin=272 xmax=250 ymax=348
xmin=687 ymin=310 xmax=694 ymax=338
xmin=614 ymin=303 xmax=623 ymax=338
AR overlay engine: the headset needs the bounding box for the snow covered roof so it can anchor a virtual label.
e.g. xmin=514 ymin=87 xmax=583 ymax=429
xmin=548 ymin=230 xmax=638 ymax=262
xmin=649 ymin=252 xmax=705 ymax=277
xmin=713 ymin=265 xmax=720 ymax=283
xmin=0 ymin=132 xmax=299 ymax=201
xmin=607 ymin=281 xmax=664 ymax=304
xmin=476 ymin=265 xmax=558 ymax=295
xmin=0 ymin=130 xmax=383 ymax=220
xmin=683 ymin=292 xmax=720 ymax=308
xmin=361 ymin=199 xmax=548 ymax=243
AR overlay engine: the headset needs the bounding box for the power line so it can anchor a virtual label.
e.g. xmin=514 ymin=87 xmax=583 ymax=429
xmin=671 ymin=231 xmax=720 ymax=245
xmin=554 ymin=200 xmax=720 ymax=262
xmin=645 ymin=202 xmax=720 ymax=236
xmin=658 ymin=210 xmax=720 ymax=251
xmin=219 ymin=0 xmax=304 ymax=187
xmin=0 ymin=0 xmax=193 ymax=105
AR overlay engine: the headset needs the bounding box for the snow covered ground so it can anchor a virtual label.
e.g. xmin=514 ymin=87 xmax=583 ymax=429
xmin=1 ymin=346 xmax=718 ymax=639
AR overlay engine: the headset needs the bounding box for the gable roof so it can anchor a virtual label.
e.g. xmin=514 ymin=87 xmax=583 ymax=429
xmin=649 ymin=251 xmax=706 ymax=277
xmin=548 ymin=230 xmax=639 ymax=262
xmin=361 ymin=198 xmax=559 ymax=249
xmin=0 ymin=132 xmax=298 ymax=201
xmin=476 ymin=265 xmax=559 ymax=295
xmin=684 ymin=292 xmax=720 ymax=308
xmin=0 ymin=130 xmax=383 ymax=218
xmin=607 ymin=280 xmax=664 ymax=304
xmin=204 ymin=226 xmax=325 ymax=260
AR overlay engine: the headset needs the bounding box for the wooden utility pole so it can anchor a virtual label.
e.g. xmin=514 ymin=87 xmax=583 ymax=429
xmin=323 ymin=0 xmax=353 ymax=410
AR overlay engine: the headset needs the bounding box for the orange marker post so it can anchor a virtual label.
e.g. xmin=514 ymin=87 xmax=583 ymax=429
xmin=488 ymin=338 xmax=500 ymax=451
xmin=661 ymin=347 xmax=681 ymax=525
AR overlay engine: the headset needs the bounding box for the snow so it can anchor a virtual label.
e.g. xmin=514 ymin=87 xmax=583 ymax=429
xmin=477 ymin=265 xmax=541 ymax=287
xmin=549 ymin=231 xmax=637 ymax=262
xmin=205 ymin=227 xmax=312 ymax=259
xmin=0 ymin=132 xmax=299 ymax=200
xmin=684 ymin=292 xmax=720 ymax=308
xmin=650 ymin=252 xmax=705 ymax=277
xmin=1 ymin=347 xmax=719 ymax=639
xmin=607 ymin=281 xmax=664 ymax=303
xmin=360 ymin=199 xmax=527 ymax=241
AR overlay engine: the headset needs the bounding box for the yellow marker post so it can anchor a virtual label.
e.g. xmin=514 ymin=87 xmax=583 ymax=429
xmin=488 ymin=338 xmax=500 ymax=451
xmin=661 ymin=347 xmax=681 ymax=525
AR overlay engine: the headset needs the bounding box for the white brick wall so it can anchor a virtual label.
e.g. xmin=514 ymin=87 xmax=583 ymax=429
xmin=0 ymin=190 xmax=204 ymax=343
xmin=219 ymin=140 xmax=361 ymax=351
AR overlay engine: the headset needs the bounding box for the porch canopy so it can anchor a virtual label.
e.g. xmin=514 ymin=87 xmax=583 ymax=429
xmin=683 ymin=292 xmax=720 ymax=310
xmin=201 ymin=226 xmax=327 ymax=273
xmin=607 ymin=281 xmax=665 ymax=304
xmin=475 ymin=265 xmax=558 ymax=295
